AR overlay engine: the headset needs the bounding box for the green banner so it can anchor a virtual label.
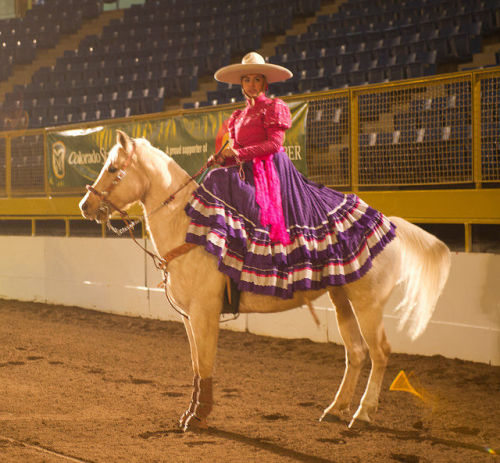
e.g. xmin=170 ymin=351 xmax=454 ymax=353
xmin=149 ymin=108 xmax=235 ymax=176
xmin=47 ymin=123 xmax=140 ymax=191
xmin=46 ymin=101 xmax=308 ymax=192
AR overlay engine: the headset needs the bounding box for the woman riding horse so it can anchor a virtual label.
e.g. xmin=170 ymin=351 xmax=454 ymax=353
xmin=185 ymin=52 xmax=397 ymax=299
xmin=80 ymin=53 xmax=450 ymax=433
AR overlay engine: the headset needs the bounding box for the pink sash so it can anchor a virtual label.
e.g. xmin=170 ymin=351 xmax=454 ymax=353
xmin=253 ymin=153 xmax=291 ymax=245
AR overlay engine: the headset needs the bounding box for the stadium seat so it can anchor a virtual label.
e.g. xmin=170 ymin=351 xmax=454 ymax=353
xmin=367 ymin=68 xmax=387 ymax=84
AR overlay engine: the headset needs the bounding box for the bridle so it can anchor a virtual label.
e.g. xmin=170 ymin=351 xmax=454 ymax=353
xmin=86 ymin=139 xmax=136 ymax=223
xmin=85 ymin=138 xmax=228 ymax=267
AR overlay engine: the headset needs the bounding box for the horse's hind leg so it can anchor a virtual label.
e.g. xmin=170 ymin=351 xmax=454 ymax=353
xmin=348 ymin=299 xmax=391 ymax=427
xmin=320 ymin=287 xmax=368 ymax=422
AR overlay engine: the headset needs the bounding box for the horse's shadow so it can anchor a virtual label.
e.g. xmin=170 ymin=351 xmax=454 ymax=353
xmin=324 ymin=417 xmax=496 ymax=456
xmin=139 ymin=426 xmax=338 ymax=463
xmin=201 ymin=427 xmax=338 ymax=463
xmin=139 ymin=421 xmax=497 ymax=461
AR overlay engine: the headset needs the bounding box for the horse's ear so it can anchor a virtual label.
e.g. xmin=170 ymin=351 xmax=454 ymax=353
xmin=116 ymin=130 xmax=133 ymax=153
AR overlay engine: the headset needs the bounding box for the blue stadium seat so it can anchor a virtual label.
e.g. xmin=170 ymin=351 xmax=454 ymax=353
xmin=356 ymin=51 xmax=375 ymax=70
xmin=330 ymin=73 xmax=349 ymax=89
xmin=349 ymin=70 xmax=368 ymax=86
xmin=416 ymin=49 xmax=437 ymax=65
xmin=387 ymin=66 xmax=406 ymax=81
xmin=367 ymin=68 xmax=387 ymax=84
xmin=450 ymin=33 xmax=482 ymax=61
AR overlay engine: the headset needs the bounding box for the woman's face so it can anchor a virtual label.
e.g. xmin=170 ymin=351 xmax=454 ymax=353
xmin=241 ymin=74 xmax=266 ymax=98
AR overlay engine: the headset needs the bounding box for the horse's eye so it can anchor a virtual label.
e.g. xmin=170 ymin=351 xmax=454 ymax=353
xmin=108 ymin=165 xmax=118 ymax=173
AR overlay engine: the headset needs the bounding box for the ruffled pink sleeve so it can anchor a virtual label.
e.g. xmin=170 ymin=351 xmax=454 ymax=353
xmin=235 ymin=99 xmax=292 ymax=162
xmin=263 ymin=98 xmax=292 ymax=131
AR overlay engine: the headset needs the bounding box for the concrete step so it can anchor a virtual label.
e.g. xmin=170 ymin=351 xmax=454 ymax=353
xmin=458 ymin=38 xmax=500 ymax=71
xmin=0 ymin=9 xmax=124 ymax=104
xmin=259 ymin=0 xmax=347 ymax=59
xmin=176 ymin=0 xmax=347 ymax=110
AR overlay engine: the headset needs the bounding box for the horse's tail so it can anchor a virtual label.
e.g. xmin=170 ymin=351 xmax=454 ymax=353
xmin=390 ymin=216 xmax=451 ymax=339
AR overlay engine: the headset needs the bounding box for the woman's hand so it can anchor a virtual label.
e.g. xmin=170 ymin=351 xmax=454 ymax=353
xmin=221 ymin=147 xmax=238 ymax=159
xmin=208 ymin=147 xmax=238 ymax=166
xmin=208 ymin=140 xmax=238 ymax=166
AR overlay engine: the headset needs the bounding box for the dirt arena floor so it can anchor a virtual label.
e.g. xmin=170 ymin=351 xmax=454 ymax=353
xmin=0 ymin=299 xmax=498 ymax=463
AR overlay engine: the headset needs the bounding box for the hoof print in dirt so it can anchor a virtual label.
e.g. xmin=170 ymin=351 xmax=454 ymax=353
xmin=390 ymin=453 xmax=420 ymax=463
xmin=221 ymin=388 xmax=240 ymax=398
xmin=412 ymin=421 xmax=425 ymax=430
xmin=298 ymin=401 xmax=316 ymax=408
xmin=450 ymin=426 xmax=480 ymax=436
xmin=162 ymin=391 xmax=183 ymax=397
xmin=185 ymin=440 xmax=216 ymax=447
xmin=262 ymin=413 xmax=289 ymax=421
xmin=317 ymin=437 xmax=347 ymax=445
xmin=130 ymin=378 xmax=154 ymax=385
xmin=138 ymin=430 xmax=170 ymax=440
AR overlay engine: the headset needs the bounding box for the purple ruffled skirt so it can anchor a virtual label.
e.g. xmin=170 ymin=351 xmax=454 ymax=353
xmin=185 ymin=151 xmax=396 ymax=299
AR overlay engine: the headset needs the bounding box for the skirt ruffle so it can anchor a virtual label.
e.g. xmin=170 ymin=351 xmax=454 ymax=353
xmin=185 ymin=151 xmax=396 ymax=299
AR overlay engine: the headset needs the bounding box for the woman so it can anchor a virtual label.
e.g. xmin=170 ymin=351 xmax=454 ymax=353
xmin=185 ymin=52 xmax=396 ymax=299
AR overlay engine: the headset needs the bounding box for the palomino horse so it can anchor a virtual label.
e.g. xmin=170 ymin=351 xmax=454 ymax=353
xmin=80 ymin=131 xmax=451 ymax=431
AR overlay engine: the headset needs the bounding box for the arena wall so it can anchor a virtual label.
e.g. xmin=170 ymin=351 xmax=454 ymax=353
xmin=0 ymin=236 xmax=498 ymax=365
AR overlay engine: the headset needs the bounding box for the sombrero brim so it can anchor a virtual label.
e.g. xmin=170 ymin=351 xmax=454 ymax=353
xmin=214 ymin=63 xmax=293 ymax=84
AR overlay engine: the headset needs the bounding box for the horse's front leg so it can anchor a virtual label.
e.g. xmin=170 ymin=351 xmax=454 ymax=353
xmin=179 ymin=319 xmax=200 ymax=429
xmin=180 ymin=304 xmax=220 ymax=431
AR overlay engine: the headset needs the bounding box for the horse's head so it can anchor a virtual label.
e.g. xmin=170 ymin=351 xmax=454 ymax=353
xmin=79 ymin=130 xmax=146 ymax=223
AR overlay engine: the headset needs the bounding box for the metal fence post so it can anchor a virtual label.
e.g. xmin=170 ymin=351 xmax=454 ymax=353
xmin=350 ymin=89 xmax=359 ymax=192
xmin=471 ymin=73 xmax=482 ymax=188
xmin=5 ymin=135 xmax=11 ymax=198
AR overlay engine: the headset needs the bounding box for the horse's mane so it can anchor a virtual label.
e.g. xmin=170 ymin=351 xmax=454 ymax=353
xmin=132 ymin=138 xmax=192 ymax=188
xmin=134 ymin=138 xmax=171 ymax=164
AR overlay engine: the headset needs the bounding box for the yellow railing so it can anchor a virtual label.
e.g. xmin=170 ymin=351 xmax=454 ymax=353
xmin=298 ymin=67 xmax=500 ymax=189
xmin=1 ymin=67 xmax=499 ymax=198
xmin=0 ymin=67 xmax=499 ymax=248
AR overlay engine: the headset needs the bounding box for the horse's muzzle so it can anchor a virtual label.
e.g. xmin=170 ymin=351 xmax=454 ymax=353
xmin=79 ymin=190 xmax=110 ymax=223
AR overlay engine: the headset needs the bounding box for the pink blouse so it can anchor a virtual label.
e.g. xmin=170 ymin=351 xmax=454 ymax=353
xmin=227 ymin=94 xmax=292 ymax=161
xmin=226 ymin=94 xmax=292 ymax=245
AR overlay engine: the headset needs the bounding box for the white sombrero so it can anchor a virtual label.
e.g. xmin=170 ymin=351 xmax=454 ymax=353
xmin=214 ymin=52 xmax=293 ymax=84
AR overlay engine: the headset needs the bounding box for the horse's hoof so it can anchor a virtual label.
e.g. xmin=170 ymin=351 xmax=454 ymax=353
xmin=319 ymin=406 xmax=350 ymax=423
xmin=348 ymin=416 xmax=371 ymax=430
xmin=179 ymin=410 xmax=191 ymax=428
xmin=349 ymin=404 xmax=376 ymax=429
xmin=181 ymin=414 xmax=208 ymax=432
